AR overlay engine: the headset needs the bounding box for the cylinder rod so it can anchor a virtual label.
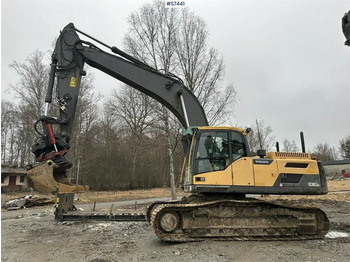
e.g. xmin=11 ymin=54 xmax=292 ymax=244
xmin=178 ymin=92 xmax=189 ymax=128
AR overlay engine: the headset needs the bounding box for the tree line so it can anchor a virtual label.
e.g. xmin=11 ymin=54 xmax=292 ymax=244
xmin=2 ymin=1 xmax=349 ymax=191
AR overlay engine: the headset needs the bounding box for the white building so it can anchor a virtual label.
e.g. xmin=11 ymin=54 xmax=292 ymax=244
xmin=1 ymin=166 xmax=28 ymax=192
xmin=323 ymin=159 xmax=350 ymax=178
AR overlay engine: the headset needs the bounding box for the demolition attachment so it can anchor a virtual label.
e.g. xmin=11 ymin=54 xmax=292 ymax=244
xmin=27 ymin=160 xmax=88 ymax=194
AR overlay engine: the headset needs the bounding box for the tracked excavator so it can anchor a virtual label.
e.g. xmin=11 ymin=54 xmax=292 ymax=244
xmin=27 ymin=23 xmax=329 ymax=242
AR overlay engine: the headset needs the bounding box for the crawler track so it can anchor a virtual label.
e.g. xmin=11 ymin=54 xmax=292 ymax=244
xmin=149 ymin=198 xmax=329 ymax=242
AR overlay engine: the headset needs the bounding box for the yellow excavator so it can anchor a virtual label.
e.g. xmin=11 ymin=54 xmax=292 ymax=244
xmin=27 ymin=23 xmax=329 ymax=242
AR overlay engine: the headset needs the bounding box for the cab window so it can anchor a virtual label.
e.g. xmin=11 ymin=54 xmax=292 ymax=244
xmin=194 ymin=131 xmax=229 ymax=174
xmin=231 ymin=131 xmax=247 ymax=160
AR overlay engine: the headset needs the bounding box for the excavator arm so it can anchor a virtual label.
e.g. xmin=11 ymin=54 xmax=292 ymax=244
xmin=27 ymin=23 xmax=208 ymax=194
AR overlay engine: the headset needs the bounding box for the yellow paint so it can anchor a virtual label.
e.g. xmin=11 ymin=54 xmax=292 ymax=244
xmin=266 ymin=151 xmax=311 ymax=159
xmin=198 ymin=126 xmax=248 ymax=135
xmin=179 ymin=156 xmax=186 ymax=185
xmin=187 ymin=129 xmax=321 ymax=191
xmin=193 ymin=167 xmax=232 ymax=185
xmin=69 ymin=77 xmax=77 ymax=87
xmin=276 ymin=159 xmax=319 ymax=175
xmin=232 ymin=158 xmax=255 ymax=186
xmin=187 ymin=133 xmax=196 ymax=183
xmin=253 ymin=158 xmax=279 ymax=187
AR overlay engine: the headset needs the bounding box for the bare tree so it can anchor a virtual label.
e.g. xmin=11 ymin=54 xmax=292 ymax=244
xmin=247 ymin=119 xmax=275 ymax=153
xmin=78 ymin=107 xmax=127 ymax=190
xmin=123 ymin=0 xmax=237 ymax=197
xmin=106 ymin=85 xmax=156 ymax=188
xmin=174 ymin=10 xmax=237 ymax=125
xmin=124 ymin=2 xmax=178 ymax=196
xmin=9 ymin=50 xmax=49 ymax=119
xmin=282 ymin=139 xmax=299 ymax=152
xmin=1 ymin=100 xmax=19 ymax=165
xmin=312 ymin=143 xmax=337 ymax=162
xmin=124 ymin=1 xmax=237 ymax=125
xmin=3 ymin=50 xmax=50 ymax=166
xmin=339 ymin=135 xmax=350 ymax=159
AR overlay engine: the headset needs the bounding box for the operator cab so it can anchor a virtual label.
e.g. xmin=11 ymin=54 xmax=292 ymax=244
xmin=181 ymin=127 xmax=250 ymax=192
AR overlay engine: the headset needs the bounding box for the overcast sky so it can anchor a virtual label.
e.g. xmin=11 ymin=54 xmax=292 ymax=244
xmin=1 ymin=0 xmax=349 ymax=153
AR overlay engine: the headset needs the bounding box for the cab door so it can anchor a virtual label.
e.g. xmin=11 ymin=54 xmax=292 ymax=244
xmin=192 ymin=130 xmax=233 ymax=186
xmin=230 ymin=130 xmax=255 ymax=186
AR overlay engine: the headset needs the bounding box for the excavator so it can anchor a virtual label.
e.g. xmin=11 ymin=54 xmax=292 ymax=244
xmin=27 ymin=23 xmax=329 ymax=242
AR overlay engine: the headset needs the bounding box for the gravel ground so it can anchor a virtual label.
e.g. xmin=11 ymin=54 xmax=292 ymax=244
xmin=1 ymin=197 xmax=350 ymax=262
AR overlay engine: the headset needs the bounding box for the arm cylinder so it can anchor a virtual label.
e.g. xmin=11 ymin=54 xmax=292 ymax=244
xmin=45 ymin=54 xmax=57 ymax=103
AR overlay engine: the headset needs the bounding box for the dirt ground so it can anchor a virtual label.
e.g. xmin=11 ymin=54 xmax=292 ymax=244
xmin=2 ymin=180 xmax=350 ymax=262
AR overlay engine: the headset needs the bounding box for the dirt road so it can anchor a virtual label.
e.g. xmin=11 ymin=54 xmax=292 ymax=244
xmin=2 ymin=196 xmax=350 ymax=262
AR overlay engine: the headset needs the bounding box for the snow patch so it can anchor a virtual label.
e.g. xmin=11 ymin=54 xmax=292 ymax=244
xmin=325 ymin=231 xmax=349 ymax=238
xmin=87 ymin=223 xmax=111 ymax=230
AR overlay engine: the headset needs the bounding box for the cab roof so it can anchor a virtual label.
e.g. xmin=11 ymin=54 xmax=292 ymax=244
xmin=183 ymin=126 xmax=249 ymax=136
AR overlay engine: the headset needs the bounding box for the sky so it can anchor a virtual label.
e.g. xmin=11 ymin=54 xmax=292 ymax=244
xmin=1 ymin=0 xmax=350 ymax=153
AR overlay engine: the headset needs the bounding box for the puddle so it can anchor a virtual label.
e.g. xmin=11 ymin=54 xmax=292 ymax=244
xmin=325 ymin=231 xmax=349 ymax=238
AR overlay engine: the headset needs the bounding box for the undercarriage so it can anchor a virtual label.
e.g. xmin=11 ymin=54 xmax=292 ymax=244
xmin=147 ymin=195 xmax=329 ymax=242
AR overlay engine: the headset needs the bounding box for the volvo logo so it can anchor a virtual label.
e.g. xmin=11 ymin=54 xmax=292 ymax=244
xmin=253 ymin=159 xmax=273 ymax=165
